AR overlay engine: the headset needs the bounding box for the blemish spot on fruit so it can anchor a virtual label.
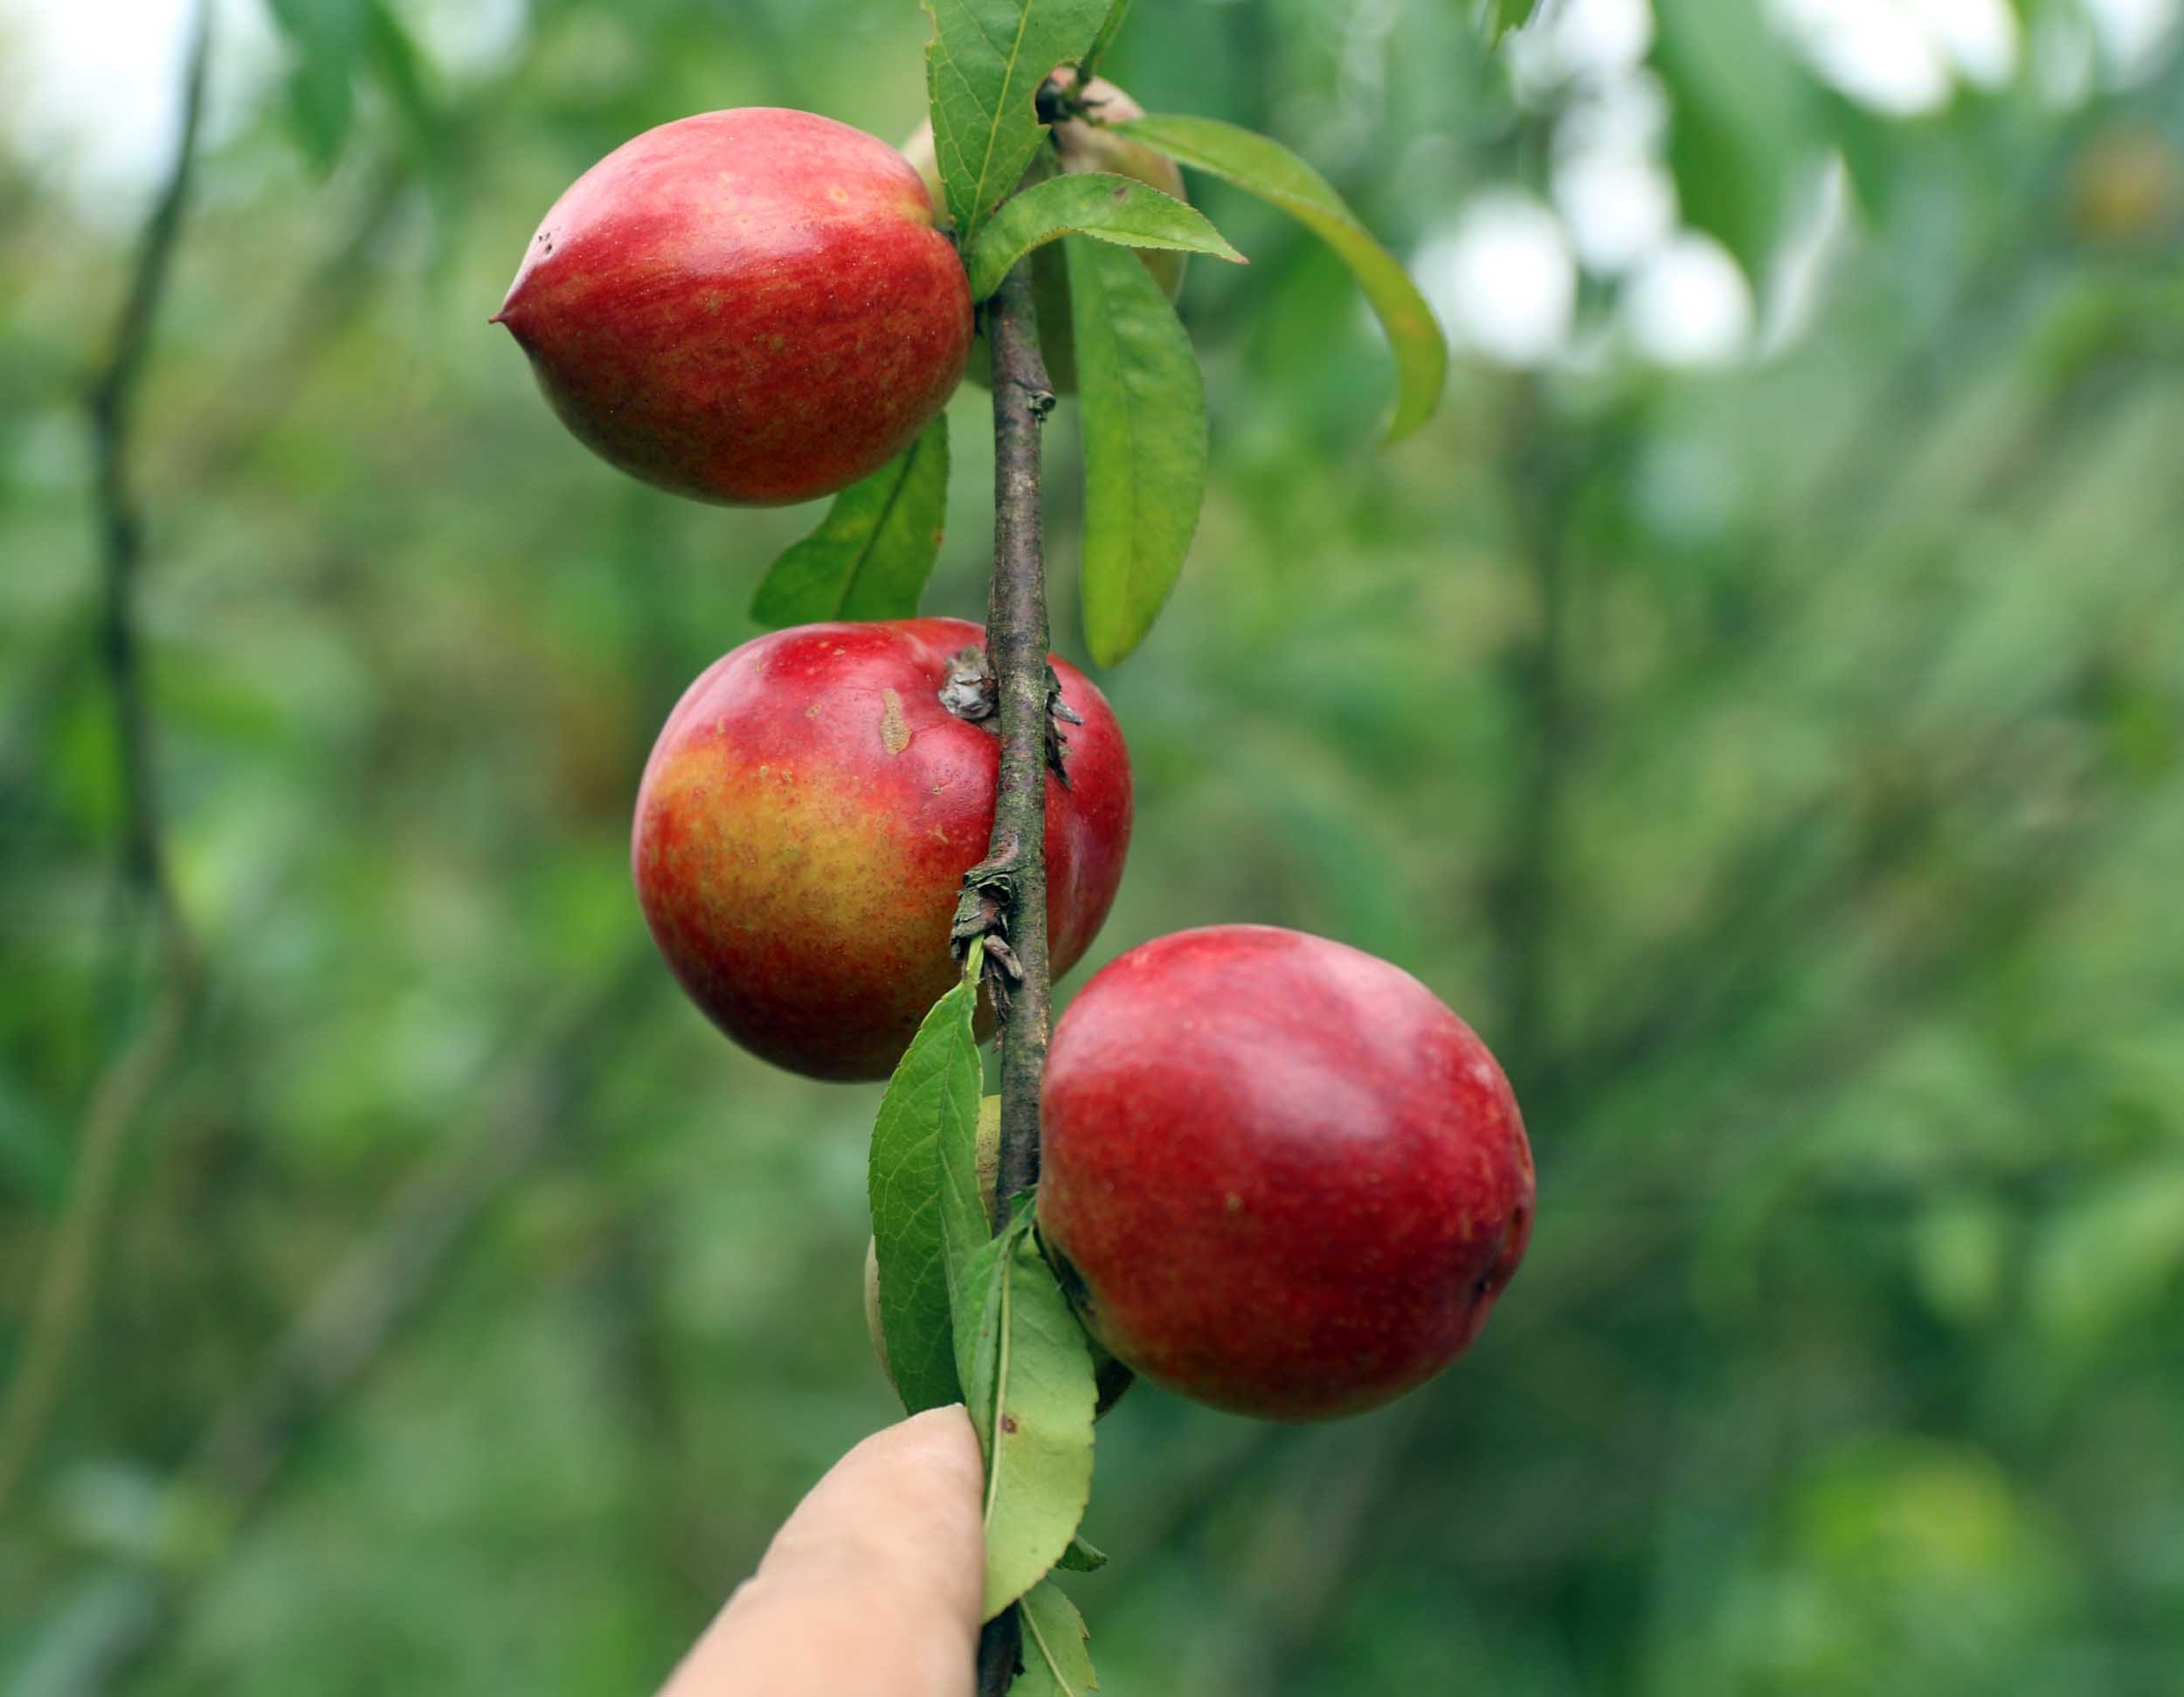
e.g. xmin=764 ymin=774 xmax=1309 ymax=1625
xmin=827 ymin=184 xmax=849 ymax=204
xmin=1224 ymin=1192 xmax=1244 ymax=1214
xmin=879 ymin=688 xmax=911 ymax=755
xmin=1000 ymin=1414 xmax=1019 ymax=1434
xmin=804 ymin=702 xmax=823 ymax=719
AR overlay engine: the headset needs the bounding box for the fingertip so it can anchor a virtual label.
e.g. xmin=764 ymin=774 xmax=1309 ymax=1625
xmin=659 ymin=1410 xmax=988 ymax=1695
xmin=884 ymin=1404 xmax=982 ymax=1480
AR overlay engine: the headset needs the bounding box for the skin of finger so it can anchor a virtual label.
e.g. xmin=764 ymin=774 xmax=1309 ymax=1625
xmin=656 ymin=1405 xmax=986 ymax=1697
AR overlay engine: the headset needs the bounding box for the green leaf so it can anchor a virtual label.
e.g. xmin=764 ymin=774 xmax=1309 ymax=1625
xmin=957 ymin=1202 xmax=1098 ymax=1620
xmin=1648 ymin=0 xmax=1815 ymax=280
xmin=266 ymin=0 xmax=370 ymax=169
xmin=265 ymin=0 xmax=436 ymax=173
xmin=1482 ymin=0 xmax=1540 ymax=42
xmin=866 ymin=944 xmax=986 ymax=1413
xmin=750 ymin=417 xmax=951 ymax=627
xmin=938 ymin=956 xmax=1000 ymax=1314
xmin=1054 ymin=1533 xmax=1107 ymax=1573
xmin=1116 ymin=114 xmax=1448 ymax=439
xmin=967 ymin=173 xmax=1244 ymax=302
xmin=953 ymin=1224 xmax=1010 ymax=1416
xmin=923 ymin=0 xmax=1109 ymax=247
xmin=1068 ymin=237 xmax=1206 ymax=667
xmin=1016 ymin=1579 xmax=1099 ymax=1695
xmin=363 ymin=0 xmax=443 ymax=171
xmin=1082 ymin=0 xmax=1132 ymax=74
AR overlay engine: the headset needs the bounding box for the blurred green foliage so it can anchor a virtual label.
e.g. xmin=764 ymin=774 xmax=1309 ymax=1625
xmin=4 ymin=0 xmax=2184 ymax=1693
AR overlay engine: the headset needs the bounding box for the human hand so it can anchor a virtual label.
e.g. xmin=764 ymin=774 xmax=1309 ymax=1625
xmin=655 ymin=1405 xmax=985 ymax=1696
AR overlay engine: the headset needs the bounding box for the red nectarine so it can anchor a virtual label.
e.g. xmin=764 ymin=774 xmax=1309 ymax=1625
xmin=497 ymin=108 xmax=971 ymax=507
xmin=1038 ymin=926 xmax=1534 ymax=1420
xmin=632 ymin=618 xmax=1131 ymax=1080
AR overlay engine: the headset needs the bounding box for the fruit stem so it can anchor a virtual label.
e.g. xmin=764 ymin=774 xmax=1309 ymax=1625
xmin=970 ymin=259 xmax=1055 ymax=1697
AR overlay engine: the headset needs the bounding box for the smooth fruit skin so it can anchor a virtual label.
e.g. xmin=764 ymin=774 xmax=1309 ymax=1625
xmin=632 ymin=618 xmax=1131 ymax=1081
xmin=1038 ymin=926 xmax=1535 ymax=1421
xmin=497 ymin=108 xmax=971 ymax=507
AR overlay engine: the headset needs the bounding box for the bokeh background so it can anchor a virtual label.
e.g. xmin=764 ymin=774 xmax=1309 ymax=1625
xmin=5 ymin=0 xmax=2184 ymax=1690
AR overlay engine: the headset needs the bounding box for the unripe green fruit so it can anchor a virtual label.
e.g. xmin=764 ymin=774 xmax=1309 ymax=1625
xmin=865 ymin=1095 xmax=1131 ymax=1415
xmin=902 ymin=70 xmax=1188 ymax=392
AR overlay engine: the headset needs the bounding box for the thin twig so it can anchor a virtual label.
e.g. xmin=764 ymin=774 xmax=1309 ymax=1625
xmin=975 ymin=1606 xmax=1026 ymax=1697
xmin=970 ymin=261 xmax=1058 ymax=1211
xmin=89 ymin=11 xmax=211 ymax=927
xmin=0 ymin=0 xmax=213 ymax=1524
xmin=966 ymin=261 xmax=1057 ymax=1697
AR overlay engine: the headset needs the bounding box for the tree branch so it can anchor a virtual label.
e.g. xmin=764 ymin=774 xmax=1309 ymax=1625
xmin=967 ymin=261 xmax=1056 ymax=1697
xmin=90 ymin=4 xmax=211 ymax=931
xmin=965 ymin=262 xmax=1057 ymax=1210
xmin=0 ymin=0 xmax=212 ymax=1526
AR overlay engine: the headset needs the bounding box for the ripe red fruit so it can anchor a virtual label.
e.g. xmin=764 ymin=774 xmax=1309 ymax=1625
xmin=632 ymin=618 xmax=1131 ymax=1081
xmin=495 ymin=108 xmax=971 ymax=507
xmin=1038 ymin=926 xmax=1534 ymax=1420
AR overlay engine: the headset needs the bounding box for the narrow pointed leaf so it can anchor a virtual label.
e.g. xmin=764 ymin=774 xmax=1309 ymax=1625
xmin=968 ymin=173 xmax=1243 ymax=302
xmin=1054 ymin=1533 xmax=1107 ymax=1573
xmin=750 ymin=417 xmax=950 ymax=627
xmin=1649 ymin=0 xmax=1815 ymax=279
xmin=1016 ymin=1579 xmax=1099 ymax=1695
xmin=923 ymin=0 xmax=1108 ymax=245
xmin=363 ymin=0 xmax=443 ymax=169
xmin=1117 ymin=114 xmax=1448 ymax=438
xmin=1068 ymin=236 xmax=1206 ymax=666
xmin=958 ymin=1204 xmax=1098 ymax=1620
xmin=266 ymin=0 xmax=439 ymax=172
xmin=266 ymin=0 xmax=369 ymax=168
xmin=865 ymin=945 xmax=985 ymax=1412
xmin=938 ymin=969 xmax=1001 ymax=1312
xmin=954 ymin=1225 xmax=1011 ymax=1426
xmin=1483 ymin=0 xmax=1540 ymax=43
xmin=1082 ymin=0 xmax=1130 ymax=72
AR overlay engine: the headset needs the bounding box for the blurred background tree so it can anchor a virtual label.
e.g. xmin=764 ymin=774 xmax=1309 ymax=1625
xmin=3 ymin=0 xmax=2182 ymax=1691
